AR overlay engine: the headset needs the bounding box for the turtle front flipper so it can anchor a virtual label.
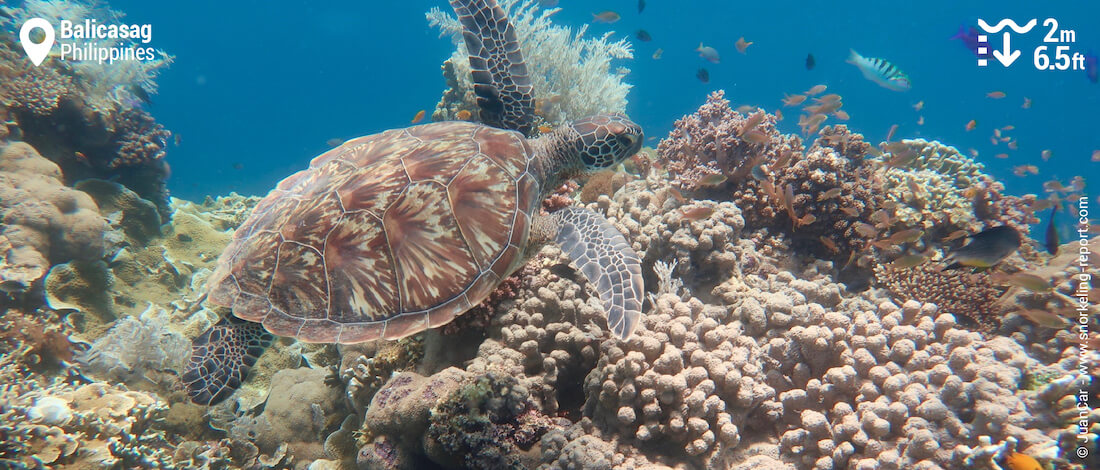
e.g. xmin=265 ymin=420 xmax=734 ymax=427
xmin=449 ymin=0 xmax=536 ymax=135
xmin=547 ymin=207 xmax=644 ymax=339
xmin=181 ymin=316 xmax=274 ymax=405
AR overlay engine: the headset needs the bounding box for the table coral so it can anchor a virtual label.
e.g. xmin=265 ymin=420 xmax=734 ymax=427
xmin=0 ymin=142 xmax=106 ymax=290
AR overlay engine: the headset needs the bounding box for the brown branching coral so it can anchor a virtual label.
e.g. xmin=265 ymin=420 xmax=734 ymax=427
xmin=771 ymin=127 xmax=885 ymax=257
xmin=658 ymin=90 xmax=802 ymax=192
xmin=873 ymin=262 xmax=1009 ymax=331
xmin=1 ymin=65 xmax=74 ymax=117
xmin=109 ymin=108 xmax=170 ymax=169
xmin=0 ymin=309 xmax=78 ymax=374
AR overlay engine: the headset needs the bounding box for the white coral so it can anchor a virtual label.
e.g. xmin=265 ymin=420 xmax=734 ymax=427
xmin=427 ymin=0 xmax=633 ymax=124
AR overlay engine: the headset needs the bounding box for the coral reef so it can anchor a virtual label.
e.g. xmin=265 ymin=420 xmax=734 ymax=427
xmin=427 ymin=0 xmax=633 ymax=126
xmin=0 ymin=0 xmax=174 ymax=216
xmin=331 ymin=170 xmax=1082 ymax=470
xmin=0 ymin=142 xmax=106 ymax=291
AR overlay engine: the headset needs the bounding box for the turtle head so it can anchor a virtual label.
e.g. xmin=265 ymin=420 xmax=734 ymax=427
xmin=568 ymin=114 xmax=643 ymax=172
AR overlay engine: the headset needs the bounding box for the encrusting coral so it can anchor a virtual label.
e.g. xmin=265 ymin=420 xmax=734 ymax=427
xmin=427 ymin=0 xmax=633 ymax=126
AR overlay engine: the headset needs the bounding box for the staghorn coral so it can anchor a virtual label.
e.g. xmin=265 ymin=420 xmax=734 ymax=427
xmin=0 ymin=142 xmax=106 ymax=291
xmin=427 ymin=0 xmax=633 ymax=126
xmin=873 ymin=262 xmax=1010 ymax=332
xmin=658 ymin=90 xmax=802 ymax=192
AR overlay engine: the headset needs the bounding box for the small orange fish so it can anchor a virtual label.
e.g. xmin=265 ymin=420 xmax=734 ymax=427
xmin=853 ymin=222 xmax=878 ymax=237
xmin=965 ymin=119 xmax=976 ymax=131
xmin=834 ymin=110 xmax=850 ymax=120
xmin=652 ymin=48 xmax=663 ymax=60
xmin=890 ymin=228 xmax=923 ymax=243
xmin=775 ymin=109 xmax=784 ymax=121
xmin=1040 ymin=149 xmax=1052 ymax=161
xmin=680 ymin=206 xmax=715 ymax=220
xmin=782 ymin=94 xmax=807 ymax=106
xmin=1012 ymin=165 xmax=1039 ymax=177
xmin=538 ymin=124 xmax=553 ymax=134
xmin=742 ymin=130 xmax=769 ymax=145
xmin=73 ymin=151 xmax=90 ymax=165
xmin=1001 ymin=125 xmax=1015 ymax=131
xmin=885 ymin=124 xmax=899 ymax=142
xmin=991 ymin=272 xmax=1051 ymax=292
xmin=994 ymin=153 xmax=1009 ymax=159
xmin=969 ymin=148 xmax=979 ymax=158
xmin=819 ymin=236 xmax=839 ymax=253
xmin=456 ymin=109 xmax=472 ymax=120
xmin=805 ymin=84 xmax=827 ymax=95
xmin=990 ymin=136 xmax=999 ymax=146
xmin=1014 ymin=310 xmax=1069 ymax=329
xmin=698 ymin=173 xmax=728 ymax=187
xmin=1007 ymin=140 xmax=1018 ymax=150
xmin=818 ymin=188 xmax=843 ymax=201
xmin=917 ymin=115 xmax=924 ymax=125
xmin=942 ymin=230 xmax=968 ymax=242
xmin=986 ymin=91 xmax=1006 ymax=99
xmin=797 ymin=213 xmax=817 ymax=227
xmin=815 ymin=94 xmax=842 ymax=104
xmin=912 ymin=101 xmax=924 ymax=111
xmin=889 ymin=254 xmax=927 ymax=268
xmin=667 ymin=187 xmax=686 ymax=203
xmin=411 ymin=110 xmax=426 ymax=123
xmin=840 ymin=207 xmax=860 ymax=217
xmin=740 ymin=112 xmax=766 ymax=134
xmin=1021 ymin=97 xmax=1032 ymax=109
xmin=735 ymin=37 xmax=752 ymax=54
xmin=592 ymin=11 xmax=620 ymax=23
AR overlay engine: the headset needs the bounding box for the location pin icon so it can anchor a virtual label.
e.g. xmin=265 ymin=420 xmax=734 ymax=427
xmin=20 ymin=18 xmax=55 ymax=66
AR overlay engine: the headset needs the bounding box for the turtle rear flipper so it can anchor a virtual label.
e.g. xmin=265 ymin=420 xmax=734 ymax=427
xmin=548 ymin=207 xmax=645 ymax=339
xmin=181 ymin=317 xmax=274 ymax=405
xmin=450 ymin=0 xmax=535 ymax=135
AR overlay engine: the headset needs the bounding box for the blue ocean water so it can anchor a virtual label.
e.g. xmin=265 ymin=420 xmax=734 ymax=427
xmin=110 ymin=0 xmax=1097 ymax=206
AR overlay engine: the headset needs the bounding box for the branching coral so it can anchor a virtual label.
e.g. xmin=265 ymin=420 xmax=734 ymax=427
xmin=873 ymin=263 xmax=1010 ymax=332
xmin=427 ymin=0 xmax=633 ymax=125
xmin=658 ymin=90 xmax=802 ymax=192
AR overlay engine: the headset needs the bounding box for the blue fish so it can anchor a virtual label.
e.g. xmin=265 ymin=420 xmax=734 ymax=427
xmin=846 ymin=49 xmax=911 ymax=91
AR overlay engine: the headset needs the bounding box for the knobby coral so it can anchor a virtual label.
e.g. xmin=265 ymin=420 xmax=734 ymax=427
xmin=0 ymin=142 xmax=106 ymax=290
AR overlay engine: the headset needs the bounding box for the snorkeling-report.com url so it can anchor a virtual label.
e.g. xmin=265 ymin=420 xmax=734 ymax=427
xmin=1075 ymin=195 xmax=1094 ymax=460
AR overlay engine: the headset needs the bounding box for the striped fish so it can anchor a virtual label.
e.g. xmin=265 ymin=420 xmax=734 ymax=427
xmin=847 ymin=49 xmax=911 ymax=91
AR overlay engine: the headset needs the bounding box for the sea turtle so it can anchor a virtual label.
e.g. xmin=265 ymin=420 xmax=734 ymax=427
xmin=181 ymin=0 xmax=645 ymax=406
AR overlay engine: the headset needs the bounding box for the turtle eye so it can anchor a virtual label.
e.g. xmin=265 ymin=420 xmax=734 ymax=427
xmin=617 ymin=134 xmax=636 ymax=148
